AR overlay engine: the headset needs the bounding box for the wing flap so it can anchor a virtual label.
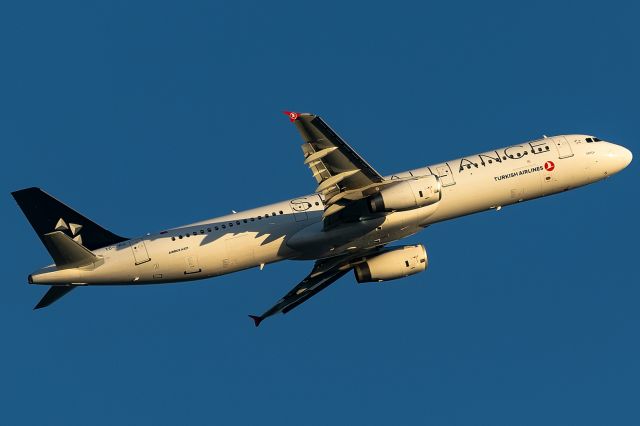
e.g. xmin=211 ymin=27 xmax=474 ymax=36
xmin=288 ymin=113 xmax=384 ymax=200
xmin=249 ymin=268 xmax=351 ymax=327
xmin=249 ymin=249 xmax=384 ymax=326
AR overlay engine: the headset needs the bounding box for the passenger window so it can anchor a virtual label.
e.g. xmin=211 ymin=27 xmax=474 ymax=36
xmin=315 ymin=202 xmax=319 ymax=206
xmin=258 ymin=216 xmax=262 ymax=220
xmin=207 ymin=228 xmax=211 ymax=232
xmin=222 ymin=225 xmax=226 ymax=229
xmin=243 ymin=219 xmax=247 ymax=223
xmin=171 ymin=237 xmax=175 ymax=241
xmin=250 ymin=218 xmax=255 ymax=221
xmin=272 ymin=212 xmax=276 ymax=216
xmin=229 ymin=223 xmax=233 ymax=227
xmin=200 ymin=230 xmax=204 ymax=234
xmin=179 ymin=235 xmax=183 ymax=239
xmin=214 ymin=226 xmax=219 ymax=231
xmin=236 ymin=221 xmax=240 ymax=225
xmin=279 ymin=210 xmax=283 ymax=214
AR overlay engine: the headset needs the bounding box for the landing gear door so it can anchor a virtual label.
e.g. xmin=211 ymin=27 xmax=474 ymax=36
xmin=130 ymin=239 xmax=151 ymax=265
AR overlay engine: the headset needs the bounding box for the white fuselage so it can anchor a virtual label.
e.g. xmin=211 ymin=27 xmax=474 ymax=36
xmin=30 ymin=135 xmax=631 ymax=286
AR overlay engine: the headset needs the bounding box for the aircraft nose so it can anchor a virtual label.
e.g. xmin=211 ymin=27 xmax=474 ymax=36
xmin=620 ymin=146 xmax=633 ymax=168
xmin=606 ymin=144 xmax=632 ymax=174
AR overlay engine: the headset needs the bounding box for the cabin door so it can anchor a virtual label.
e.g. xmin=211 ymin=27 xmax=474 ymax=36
xmin=130 ymin=240 xmax=151 ymax=265
xmin=554 ymin=136 xmax=574 ymax=159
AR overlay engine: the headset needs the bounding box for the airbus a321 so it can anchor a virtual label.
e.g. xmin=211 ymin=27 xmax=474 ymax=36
xmin=12 ymin=112 xmax=633 ymax=326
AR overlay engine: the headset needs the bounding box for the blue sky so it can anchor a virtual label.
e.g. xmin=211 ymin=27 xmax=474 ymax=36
xmin=1 ymin=1 xmax=638 ymax=425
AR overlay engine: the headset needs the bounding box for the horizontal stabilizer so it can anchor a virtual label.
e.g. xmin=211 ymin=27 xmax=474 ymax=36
xmin=43 ymin=231 xmax=97 ymax=268
xmin=34 ymin=286 xmax=75 ymax=310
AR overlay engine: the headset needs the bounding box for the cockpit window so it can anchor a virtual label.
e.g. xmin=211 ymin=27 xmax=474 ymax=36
xmin=586 ymin=137 xmax=602 ymax=143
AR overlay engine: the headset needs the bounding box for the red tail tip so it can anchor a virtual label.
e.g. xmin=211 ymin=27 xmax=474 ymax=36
xmin=283 ymin=111 xmax=300 ymax=122
xmin=249 ymin=315 xmax=263 ymax=327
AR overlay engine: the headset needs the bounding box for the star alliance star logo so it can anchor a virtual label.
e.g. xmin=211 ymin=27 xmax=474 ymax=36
xmin=54 ymin=218 xmax=83 ymax=245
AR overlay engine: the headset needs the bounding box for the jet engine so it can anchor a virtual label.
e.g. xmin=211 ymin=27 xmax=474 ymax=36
xmin=368 ymin=175 xmax=441 ymax=213
xmin=354 ymin=245 xmax=428 ymax=283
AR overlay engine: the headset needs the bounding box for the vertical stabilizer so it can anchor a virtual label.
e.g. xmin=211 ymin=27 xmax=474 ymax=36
xmin=11 ymin=187 xmax=127 ymax=251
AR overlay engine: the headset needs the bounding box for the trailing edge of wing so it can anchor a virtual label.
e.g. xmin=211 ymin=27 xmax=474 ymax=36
xmin=286 ymin=113 xmax=384 ymax=200
xmin=249 ymin=268 xmax=350 ymax=327
xmin=249 ymin=248 xmax=384 ymax=327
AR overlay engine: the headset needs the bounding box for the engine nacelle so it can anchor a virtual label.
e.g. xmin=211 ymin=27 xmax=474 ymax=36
xmin=368 ymin=175 xmax=441 ymax=213
xmin=354 ymin=245 xmax=428 ymax=283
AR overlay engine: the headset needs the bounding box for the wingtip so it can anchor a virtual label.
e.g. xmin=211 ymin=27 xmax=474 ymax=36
xmin=248 ymin=315 xmax=263 ymax=327
xmin=282 ymin=111 xmax=300 ymax=122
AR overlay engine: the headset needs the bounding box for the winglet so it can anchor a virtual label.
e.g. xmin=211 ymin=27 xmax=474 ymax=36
xmin=249 ymin=315 xmax=264 ymax=327
xmin=283 ymin=111 xmax=300 ymax=122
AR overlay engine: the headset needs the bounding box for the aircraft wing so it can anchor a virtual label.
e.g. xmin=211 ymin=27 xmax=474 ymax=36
xmin=249 ymin=251 xmax=378 ymax=326
xmin=286 ymin=112 xmax=387 ymax=219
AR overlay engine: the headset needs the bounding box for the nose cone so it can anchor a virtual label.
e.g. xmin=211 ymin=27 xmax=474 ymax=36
xmin=607 ymin=145 xmax=632 ymax=174
xmin=620 ymin=146 xmax=633 ymax=169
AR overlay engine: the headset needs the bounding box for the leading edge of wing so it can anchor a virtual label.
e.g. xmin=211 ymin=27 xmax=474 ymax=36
xmin=284 ymin=111 xmax=384 ymax=191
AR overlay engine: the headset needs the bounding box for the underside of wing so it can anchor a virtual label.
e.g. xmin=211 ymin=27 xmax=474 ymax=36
xmin=249 ymin=249 xmax=381 ymax=326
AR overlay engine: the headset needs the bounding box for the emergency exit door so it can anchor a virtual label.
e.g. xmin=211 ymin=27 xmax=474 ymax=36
xmin=290 ymin=198 xmax=311 ymax=221
xmin=434 ymin=164 xmax=456 ymax=186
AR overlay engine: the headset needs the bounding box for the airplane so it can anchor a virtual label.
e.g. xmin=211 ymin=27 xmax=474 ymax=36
xmin=12 ymin=112 xmax=633 ymax=326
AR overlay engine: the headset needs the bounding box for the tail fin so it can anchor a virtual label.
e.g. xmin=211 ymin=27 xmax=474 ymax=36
xmin=11 ymin=187 xmax=127 ymax=251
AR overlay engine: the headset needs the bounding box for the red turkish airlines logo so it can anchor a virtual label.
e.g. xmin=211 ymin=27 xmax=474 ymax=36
xmin=283 ymin=111 xmax=299 ymax=122
xmin=544 ymin=161 xmax=555 ymax=171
